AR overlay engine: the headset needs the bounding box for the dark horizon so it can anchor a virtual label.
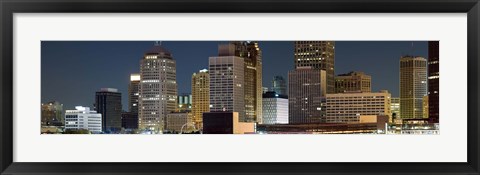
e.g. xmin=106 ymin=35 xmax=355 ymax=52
xmin=41 ymin=41 xmax=428 ymax=111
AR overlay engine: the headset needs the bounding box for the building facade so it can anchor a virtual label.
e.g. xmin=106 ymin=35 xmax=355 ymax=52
xmin=391 ymin=97 xmax=400 ymax=121
xmin=262 ymin=91 xmax=289 ymax=124
xmin=229 ymin=42 xmax=263 ymax=124
xmin=294 ymin=41 xmax=335 ymax=94
xmin=165 ymin=112 xmax=194 ymax=133
xmin=325 ymin=90 xmax=392 ymax=123
xmin=288 ymin=67 xmax=327 ymax=124
xmin=139 ymin=44 xmax=178 ymax=132
xmin=64 ymin=106 xmax=102 ymax=134
xmin=428 ymin=41 xmax=439 ymax=123
xmin=271 ymin=76 xmax=287 ymax=96
xmin=95 ymin=88 xmax=122 ymax=133
xmin=121 ymin=112 xmax=138 ymax=130
xmin=423 ymin=95 xmax=429 ymax=119
xmin=191 ymin=69 xmax=210 ymax=130
xmin=128 ymin=73 xmax=140 ymax=115
xmin=202 ymin=112 xmax=255 ymax=134
xmin=41 ymin=101 xmax=64 ymax=126
xmin=335 ymin=71 xmax=371 ymax=93
xmin=177 ymin=93 xmax=192 ymax=112
xmin=400 ymin=56 xmax=428 ymax=119
xmin=209 ymin=44 xmax=245 ymax=122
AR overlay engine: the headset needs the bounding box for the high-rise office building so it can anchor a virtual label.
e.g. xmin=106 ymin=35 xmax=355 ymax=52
xmin=325 ymin=90 xmax=391 ymax=123
xmin=262 ymin=91 xmax=288 ymax=124
xmin=271 ymin=76 xmax=287 ymax=96
xmin=229 ymin=41 xmax=263 ymax=123
xmin=41 ymin=101 xmax=64 ymax=126
xmin=428 ymin=41 xmax=439 ymax=123
xmin=65 ymin=106 xmax=102 ymax=134
xmin=294 ymin=41 xmax=335 ymax=94
xmin=400 ymin=56 xmax=427 ymax=119
xmin=95 ymin=88 xmax=122 ymax=133
xmin=128 ymin=73 xmax=140 ymax=115
xmin=335 ymin=71 xmax=371 ymax=93
xmin=138 ymin=43 xmax=178 ymax=132
xmin=177 ymin=93 xmax=192 ymax=112
xmin=288 ymin=67 xmax=327 ymax=124
xmin=209 ymin=44 xmax=245 ymax=122
xmin=191 ymin=69 xmax=210 ymax=130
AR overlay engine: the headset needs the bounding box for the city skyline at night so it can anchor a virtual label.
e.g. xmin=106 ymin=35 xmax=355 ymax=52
xmin=42 ymin=41 xmax=428 ymax=111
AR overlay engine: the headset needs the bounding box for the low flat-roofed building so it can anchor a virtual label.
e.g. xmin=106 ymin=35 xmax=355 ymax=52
xmin=203 ymin=112 xmax=255 ymax=134
xmin=165 ymin=112 xmax=194 ymax=133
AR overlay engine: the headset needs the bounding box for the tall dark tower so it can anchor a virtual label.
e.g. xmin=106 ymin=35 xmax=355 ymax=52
xmin=230 ymin=41 xmax=263 ymax=124
xmin=294 ymin=41 xmax=335 ymax=94
xmin=95 ymin=88 xmax=122 ymax=133
xmin=428 ymin=41 xmax=439 ymax=123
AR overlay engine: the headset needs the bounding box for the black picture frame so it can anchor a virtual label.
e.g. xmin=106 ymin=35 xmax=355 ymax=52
xmin=1 ymin=0 xmax=479 ymax=174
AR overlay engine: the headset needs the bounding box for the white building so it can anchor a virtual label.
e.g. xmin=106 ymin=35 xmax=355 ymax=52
xmin=64 ymin=106 xmax=102 ymax=133
xmin=325 ymin=90 xmax=391 ymax=123
xmin=138 ymin=43 xmax=178 ymax=133
xmin=262 ymin=91 xmax=288 ymax=124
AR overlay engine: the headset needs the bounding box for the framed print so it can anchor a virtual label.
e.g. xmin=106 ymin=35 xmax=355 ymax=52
xmin=1 ymin=0 xmax=479 ymax=174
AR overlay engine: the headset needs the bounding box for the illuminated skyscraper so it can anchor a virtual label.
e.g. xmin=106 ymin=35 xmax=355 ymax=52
xmin=428 ymin=41 xmax=439 ymax=123
xmin=191 ymin=69 xmax=210 ymax=130
xmin=335 ymin=71 xmax=371 ymax=93
xmin=209 ymin=44 xmax=245 ymax=122
xmin=95 ymin=88 xmax=122 ymax=133
xmin=230 ymin=41 xmax=263 ymax=123
xmin=138 ymin=43 xmax=177 ymax=132
xmin=294 ymin=41 xmax=335 ymax=94
xmin=423 ymin=95 xmax=429 ymax=119
xmin=271 ymin=76 xmax=287 ymax=96
xmin=128 ymin=73 xmax=140 ymax=114
xmin=288 ymin=67 xmax=326 ymax=124
xmin=400 ymin=56 xmax=427 ymax=119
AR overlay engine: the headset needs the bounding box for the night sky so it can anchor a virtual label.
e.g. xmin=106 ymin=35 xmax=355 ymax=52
xmin=41 ymin=41 xmax=428 ymax=111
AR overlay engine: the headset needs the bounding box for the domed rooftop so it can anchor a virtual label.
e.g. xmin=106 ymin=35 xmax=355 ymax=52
xmin=145 ymin=45 xmax=171 ymax=55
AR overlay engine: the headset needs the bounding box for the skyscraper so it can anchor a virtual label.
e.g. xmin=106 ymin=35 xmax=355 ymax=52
xmin=288 ymin=67 xmax=327 ymax=124
xmin=209 ymin=44 xmax=245 ymax=122
xmin=230 ymin=41 xmax=263 ymax=123
xmin=294 ymin=41 xmax=335 ymax=94
xmin=428 ymin=41 xmax=439 ymax=123
xmin=400 ymin=56 xmax=427 ymax=119
xmin=191 ymin=69 xmax=210 ymax=130
xmin=95 ymin=88 xmax=122 ymax=133
xmin=335 ymin=71 xmax=371 ymax=93
xmin=138 ymin=43 xmax=178 ymax=132
xmin=271 ymin=76 xmax=287 ymax=96
xmin=128 ymin=73 xmax=140 ymax=115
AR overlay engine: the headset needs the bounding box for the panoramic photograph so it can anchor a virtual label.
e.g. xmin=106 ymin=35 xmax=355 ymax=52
xmin=41 ymin=41 xmax=439 ymax=134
